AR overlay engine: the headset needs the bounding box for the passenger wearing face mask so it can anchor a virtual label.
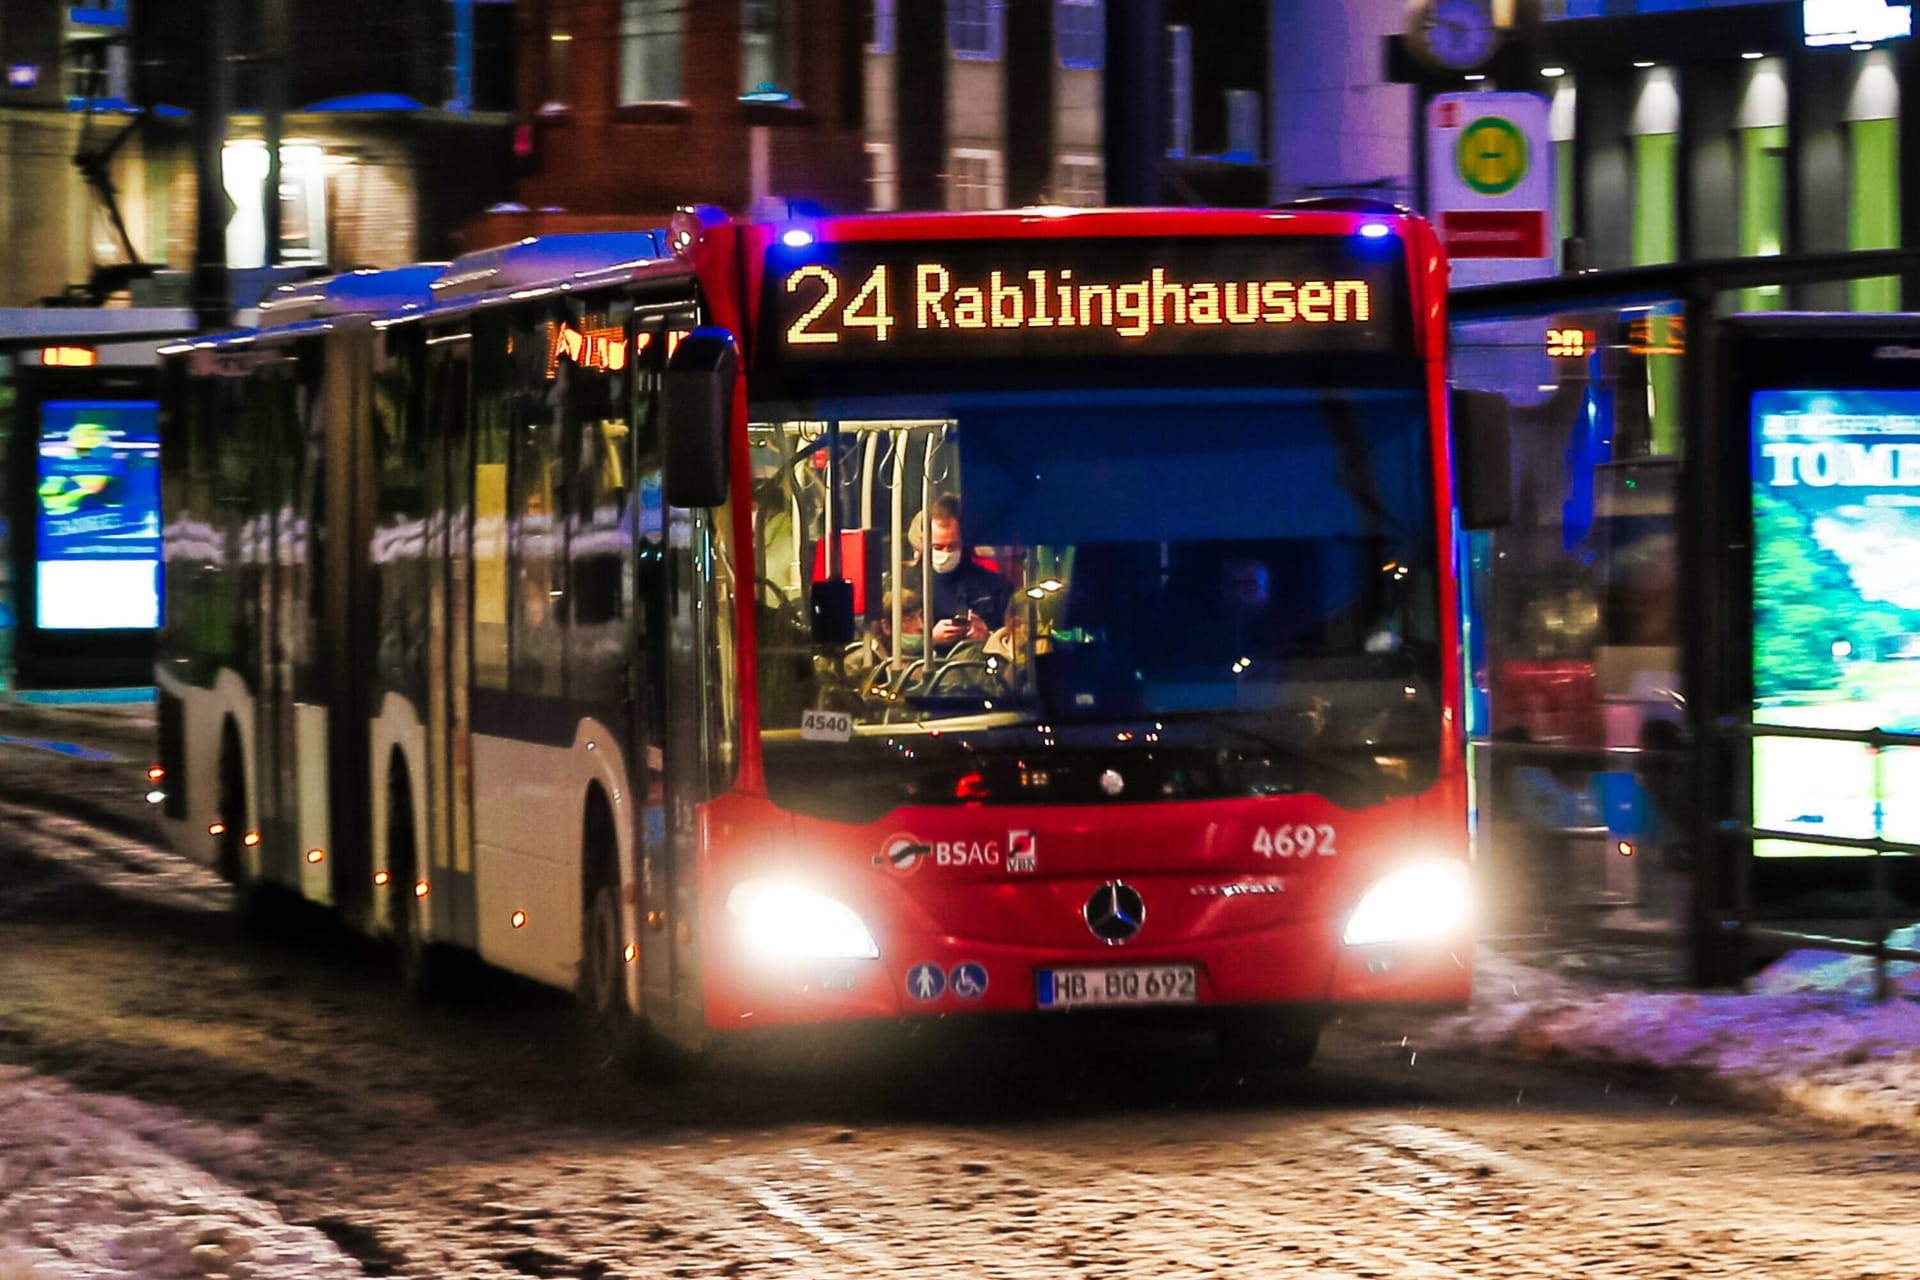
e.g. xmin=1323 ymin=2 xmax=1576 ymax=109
xmin=847 ymin=587 xmax=925 ymax=673
xmin=905 ymin=493 xmax=1010 ymax=650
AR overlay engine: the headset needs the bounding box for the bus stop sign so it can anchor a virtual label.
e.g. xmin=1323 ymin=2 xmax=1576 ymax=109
xmin=1427 ymin=91 xmax=1555 ymax=288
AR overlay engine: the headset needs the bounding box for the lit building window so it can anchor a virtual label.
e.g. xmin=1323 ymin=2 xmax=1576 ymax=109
xmin=545 ymin=0 xmax=572 ymax=113
xmin=1052 ymin=153 xmax=1103 ymax=205
xmin=221 ymin=140 xmax=328 ymax=269
xmin=947 ymin=147 xmax=1004 ymax=209
xmin=620 ymin=0 xmax=683 ymax=105
xmin=1167 ymin=24 xmax=1192 ymax=158
xmin=869 ymin=0 xmax=896 ymax=53
xmin=1225 ymin=88 xmax=1261 ymax=160
xmin=950 ymin=0 xmax=1004 ymax=60
xmin=1057 ymin=0 xmax=1102 ymax=69
xmin=742 ymin=0 xmax=794 ymax=101
xmin=866 ymin=141 xmax=898 ymax=211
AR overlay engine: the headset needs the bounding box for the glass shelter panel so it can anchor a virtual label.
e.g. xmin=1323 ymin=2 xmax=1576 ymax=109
xmin=1452 ymin=302 xmax=1689 ymax=923
xmin=1750 ymin=389 xmax=1920 ymax=857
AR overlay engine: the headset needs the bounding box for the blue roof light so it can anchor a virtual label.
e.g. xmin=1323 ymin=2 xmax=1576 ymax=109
xmin=781 ymin=228 xmax=816 ymax=249
xmin=1358 ymin=222 xmax=1393 ymax=239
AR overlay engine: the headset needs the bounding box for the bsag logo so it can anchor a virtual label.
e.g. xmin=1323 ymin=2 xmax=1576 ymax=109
xmin=935 ymin=840 xmax=1000 ymax=867
xmin=875 ymin=833 xmax=1001 ymax=871
xmin=876 ymin=832 xmax=931 ymax=873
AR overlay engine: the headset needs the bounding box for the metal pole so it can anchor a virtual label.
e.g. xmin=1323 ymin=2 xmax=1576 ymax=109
xmin=823 ymin=423 xmax=840 ymax=578
xmin=1102 ymin=0 xmax=1167 ymax=205
xmin=1872 ymin=736 xmax=1890 ymax=1002
xmin=1729 ymin=717 xmax=1753 ymax=989
xmin=263 ymin=0 xmax=289 ymax=269
xmin=1682 ymin=283 xmax=1725 ymax=986
xmin=890 ymin=431 xmax=906 ymax=667
xmin=193 ymin=0 xmax=235 ymax=332
xmin=919 ymin=430 xmax=937 ymax=653
xmin=449 ymin=0 xmax=476 ymax=113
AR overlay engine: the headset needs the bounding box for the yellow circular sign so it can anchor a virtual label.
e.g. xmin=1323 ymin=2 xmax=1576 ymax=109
xmin=1457 ymin=116 xmax=1527 ymax=196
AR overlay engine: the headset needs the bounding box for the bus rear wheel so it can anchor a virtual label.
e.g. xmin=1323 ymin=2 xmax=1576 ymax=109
xmin=387 ymin=768 xmax=452 ymax=1001
xmin=217 ymin=724 xmax=290 ymax=935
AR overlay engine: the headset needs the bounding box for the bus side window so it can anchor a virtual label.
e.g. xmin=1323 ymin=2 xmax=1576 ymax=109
xmin=471 ymin=313 xmax=512 ymax=690
xmin=566 ymin=297 xmax=634 ymax=709
xmin=510 ymin=307 xmax=569 ymax=699
xmin=372 ymin=338 xmax=427 ymax=691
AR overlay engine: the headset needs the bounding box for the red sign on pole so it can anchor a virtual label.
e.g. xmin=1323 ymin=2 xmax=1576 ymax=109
xmin=1438 ymin=210 xmax=1548 ymax=260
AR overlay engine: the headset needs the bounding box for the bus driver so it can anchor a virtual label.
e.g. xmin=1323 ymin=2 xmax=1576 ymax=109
xmin=906 ymin=493 xmax=1011 ymax=650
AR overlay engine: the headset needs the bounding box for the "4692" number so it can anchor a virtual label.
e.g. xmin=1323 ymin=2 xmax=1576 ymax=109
xmin=1252 ymin=824 xmax=1338 ymax=858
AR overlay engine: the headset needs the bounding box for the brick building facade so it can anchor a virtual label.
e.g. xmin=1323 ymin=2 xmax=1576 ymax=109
xmin=477 ymin=0 xmax=867 ymax=246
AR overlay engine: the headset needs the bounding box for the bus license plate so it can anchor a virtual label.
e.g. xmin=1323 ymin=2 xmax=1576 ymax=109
xmin=1037 ymin=965 xmax=1198 ymax=1009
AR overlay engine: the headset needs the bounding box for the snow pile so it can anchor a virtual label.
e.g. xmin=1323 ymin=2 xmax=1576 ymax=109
xmin=1431 ymin=929 xmax=1920 ymax=1134
xmin=0 ymin=1066 xmax=359 ymax=1280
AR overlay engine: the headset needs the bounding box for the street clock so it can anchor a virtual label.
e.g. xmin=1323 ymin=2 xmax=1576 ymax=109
xmin=1406 ymin=0 xmax=1500 ymax=72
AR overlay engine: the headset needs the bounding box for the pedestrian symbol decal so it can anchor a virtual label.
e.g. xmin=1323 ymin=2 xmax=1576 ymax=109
xmin=949 ymin=962 xmax=988 ymax=1000
xmin=907 ymin=963 xmax=946 ymax=1001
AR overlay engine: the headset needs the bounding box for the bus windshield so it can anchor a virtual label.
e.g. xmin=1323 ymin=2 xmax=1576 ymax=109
xmin=750 ymin=387 xmax=1440 ymax=823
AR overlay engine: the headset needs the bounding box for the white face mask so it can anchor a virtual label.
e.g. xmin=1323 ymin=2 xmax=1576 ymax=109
xmin=930 ymin=548 xmax=960 ymax=574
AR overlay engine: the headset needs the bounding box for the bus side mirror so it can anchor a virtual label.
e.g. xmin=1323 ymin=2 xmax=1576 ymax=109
xmin=663 ymin=327 xmax=738 ymax=508
xmin=810 ymin=577 xmax=857 ymax=646
xmin=1452 ymin=388 xmax=1512 ymax=530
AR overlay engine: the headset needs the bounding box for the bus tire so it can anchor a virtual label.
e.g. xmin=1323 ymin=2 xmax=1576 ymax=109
xmin=579 ymin=805 xmax=669 ymax=1075
xmin=1214 ymin=1009 xmax=1322 ymax=1071
xmin=216 ymin=722 xmax=288 ymax=935
xmin=215 ymin=721 xmax=246 ymax=885
xmin=387 ymin=762 xmax=452 ymax=1002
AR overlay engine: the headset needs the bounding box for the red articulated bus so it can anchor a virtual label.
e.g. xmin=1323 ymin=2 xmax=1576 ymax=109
xmin=156 ymin=203 xmax=1475 ymax=1068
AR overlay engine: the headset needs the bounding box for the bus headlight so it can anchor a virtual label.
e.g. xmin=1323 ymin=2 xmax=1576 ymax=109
xmin=728 ymin=881 xmax=880 ymax=960
xmin=1342 ymin=862 xmax=1472 ymax=947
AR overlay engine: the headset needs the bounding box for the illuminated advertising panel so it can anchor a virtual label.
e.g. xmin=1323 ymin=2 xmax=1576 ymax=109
xmin=1751 ymin=389 xmax=1920 ymax=855
xmin=764 ymin=237 xmax=1405 ymax=364
xmin=35 ymin=400 xmax=161 ymax=631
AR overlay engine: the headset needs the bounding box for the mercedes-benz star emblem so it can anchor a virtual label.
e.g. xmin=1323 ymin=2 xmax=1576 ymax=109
xmin=1085 ymin=880 xmax=1145 ymax=944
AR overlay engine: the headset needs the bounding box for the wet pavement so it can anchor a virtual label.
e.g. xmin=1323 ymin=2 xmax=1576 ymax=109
xmin=19 ymin=693 xmax=1919 ymax=1279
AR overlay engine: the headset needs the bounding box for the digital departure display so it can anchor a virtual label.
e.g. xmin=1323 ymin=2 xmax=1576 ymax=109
xmin=35 ymin=400 xmax=162 ymax=631
xmin=765 ymin=237 xmax=1404 ymax=363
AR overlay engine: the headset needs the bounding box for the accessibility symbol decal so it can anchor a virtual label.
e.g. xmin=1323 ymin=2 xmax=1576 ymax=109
xmin=949 ymin=962 xmax=988 ymax=1000
xmin=907 ymin=963 xmax=946 ymax=1001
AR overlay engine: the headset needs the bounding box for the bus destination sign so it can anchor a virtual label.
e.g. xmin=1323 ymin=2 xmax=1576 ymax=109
xmin=765 ymin=237 xmax=1402 ymax=363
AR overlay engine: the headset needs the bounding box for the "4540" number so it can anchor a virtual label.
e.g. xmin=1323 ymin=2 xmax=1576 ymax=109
xmin=1252 ymin=824 xmax=1338 ymax=858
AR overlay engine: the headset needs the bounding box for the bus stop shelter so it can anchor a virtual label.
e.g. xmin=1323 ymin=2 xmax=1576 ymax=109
xmin=0 ymin=308 xmax=193 ymax=693
xmin=1452 ymin=247 xmax=1920 ymax=984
